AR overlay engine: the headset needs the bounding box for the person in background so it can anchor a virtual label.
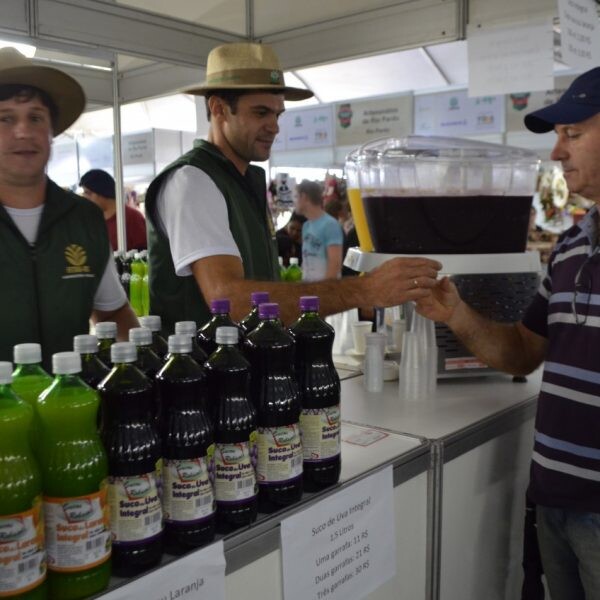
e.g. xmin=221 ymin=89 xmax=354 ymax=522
xmin=295 ymin=179 xmax=344 ymax=281
xmin=144 ymin=41 xmax=441 ymax=333
xmin=0 ymin=48 xmax=138 ymax=367
xmin=80 ymin=168 xmax=147 ymax=251
xmin=276 ymin=211 xmax=305 ymax=267
xmin=417 ymin=67 xmax=600 ymax=600
xmin=326 ymin=197 xmax=356 ymax=276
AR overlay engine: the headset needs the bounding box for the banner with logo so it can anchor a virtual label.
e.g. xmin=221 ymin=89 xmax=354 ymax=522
xmin=281 ymin=106 xmax=334 ymax=151
xmin=505 ymin=75 xmax=577 ymax=132
xmin=334 ymin=95 xmax=412 ymax=147
xmin=414 ymin=89 xmax=504 ymax=137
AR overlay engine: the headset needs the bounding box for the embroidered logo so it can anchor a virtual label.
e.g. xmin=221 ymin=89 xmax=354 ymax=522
xmin=64 ymin=244 xmax=91 ymax=275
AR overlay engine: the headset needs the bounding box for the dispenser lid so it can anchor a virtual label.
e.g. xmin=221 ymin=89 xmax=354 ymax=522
xmin=346 ymin=135 xmax=539 ymax=197
xmin=349 ymin=135 xmax=539 ymax=163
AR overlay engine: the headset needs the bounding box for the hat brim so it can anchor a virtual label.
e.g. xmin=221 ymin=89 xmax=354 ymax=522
xmin=0 ymin=64 xmax=86 ymax=135
xmin=184 ymin=83 xmax=314 ymax=102
xmin=524 ymin=101 xmax=600 ymax=133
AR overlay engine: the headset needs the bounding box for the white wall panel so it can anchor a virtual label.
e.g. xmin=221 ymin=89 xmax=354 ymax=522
xmin=469 ymin=0 xmax=556 ymax=27
xmin=119 ymin=63 xmax=205 ymax=103
xmin=262 ymin=0 xmax=459 ymax=70
xmin=440 ymin=418 xmax=535 ymax=600
xmin=116 ymin=0 xmax=247 ymax=35
xmin=254 ymin=0 xmax=408 ymax=37
xmin=36 ymin=0 xmax=242 ymax=67
xmin=0 ymin=0 xmax=28 ymax=35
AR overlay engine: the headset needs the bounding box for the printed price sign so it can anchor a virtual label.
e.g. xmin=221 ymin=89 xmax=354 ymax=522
xmin=100 ymin=540 xmax=225 ymax=600
xmin=281 ymin=466 xmax=395 ymax=600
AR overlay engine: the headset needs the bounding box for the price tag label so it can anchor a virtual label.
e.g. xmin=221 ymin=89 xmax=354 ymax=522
xmin=281 ymin=466 xmax=395 ymax=600
xmin=342 ymin=428 xmax=388 ymax=447
xmin=101 ymin=540 xmax=226 ymax=600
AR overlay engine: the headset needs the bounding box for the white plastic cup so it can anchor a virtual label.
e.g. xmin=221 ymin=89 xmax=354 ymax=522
xmin=351 ymin=321 xmax=373 ymax=354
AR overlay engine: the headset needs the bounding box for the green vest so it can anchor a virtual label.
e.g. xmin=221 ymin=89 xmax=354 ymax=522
xmin=145 ymin=139 xmax=280 ymax=334
xmin=0 ymin=179 xmax=109 ymax=370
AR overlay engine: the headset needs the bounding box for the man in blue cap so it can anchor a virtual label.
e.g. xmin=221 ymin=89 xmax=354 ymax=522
xmin=418 ymin=67 xmax=600 ymax=600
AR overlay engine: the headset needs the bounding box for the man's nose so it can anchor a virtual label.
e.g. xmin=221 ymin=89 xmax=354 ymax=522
xmin=14 ymin=118 xmax=34 ymax=138
xmin=266 ymin=116 xmax=279 ymax=134
xmin=550 ymin=135 xmax=567 ymax=162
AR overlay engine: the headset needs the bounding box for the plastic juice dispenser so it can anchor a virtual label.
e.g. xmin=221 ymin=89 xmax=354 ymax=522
xmin=344 ymin=136 xmax=541 ymax=377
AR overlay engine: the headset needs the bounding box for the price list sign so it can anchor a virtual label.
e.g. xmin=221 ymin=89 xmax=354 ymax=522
xmin=281 ymin=466 xmax=395 ymax=600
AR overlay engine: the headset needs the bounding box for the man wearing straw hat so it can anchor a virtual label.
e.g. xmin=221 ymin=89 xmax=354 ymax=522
xmin=0 ymin=47 xmax=138 ymax=368
xmin=145 ymin=42 xmax=441 ymax=332
xmin=417 ymin=68 xmax=600 ymax=599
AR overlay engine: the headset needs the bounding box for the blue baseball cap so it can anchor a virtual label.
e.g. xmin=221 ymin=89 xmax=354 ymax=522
xmin=524 ymin=67 xmax=600 ymax=133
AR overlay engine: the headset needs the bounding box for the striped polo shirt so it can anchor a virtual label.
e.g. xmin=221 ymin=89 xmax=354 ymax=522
xmin=522 ymin=206 xmax=600 ymax=512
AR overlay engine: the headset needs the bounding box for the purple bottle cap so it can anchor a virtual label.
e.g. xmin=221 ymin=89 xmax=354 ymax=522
xmin=251 ymin=291 xmax=270 ymax=307
xmin=210 ymin=298 xmax=230 ymax=314
xmin=299 ymin=296 xmax=319 ymax=312
xmin=259 ymin=302 xmax=280 ymax=320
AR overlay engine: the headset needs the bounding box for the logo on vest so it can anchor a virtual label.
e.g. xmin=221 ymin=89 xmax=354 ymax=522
xmin=63 ymin=244 xmax=93 ymax=279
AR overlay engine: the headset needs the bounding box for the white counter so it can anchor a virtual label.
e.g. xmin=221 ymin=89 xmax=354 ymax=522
xmin=340 ymin=370 xmax=541 ymax=441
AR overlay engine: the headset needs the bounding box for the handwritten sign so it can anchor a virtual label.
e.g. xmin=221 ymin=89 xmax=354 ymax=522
xmin=467 ymin=19 xmax=554 ymax=96
xmin=281 ymin=466 xmax=395 ymax=600
xmin=123 ymin=131 xmax=154 ymax=165
xmin=101 ymin=540 xmax=226 ymax=600
xmin=558 ymin=0 xmax=600 ymax=69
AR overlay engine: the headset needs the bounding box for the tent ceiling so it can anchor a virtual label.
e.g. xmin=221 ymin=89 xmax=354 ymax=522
xmin=0 ymin=0 xmax=583 ymax=136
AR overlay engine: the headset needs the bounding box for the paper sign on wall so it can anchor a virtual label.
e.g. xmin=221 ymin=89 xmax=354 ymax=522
xmin=467 ymin=19 xmax=555 ymax=97
xmin=557 ymin=0 xmax=600 ymax=69
xmin=100 ymin=540 xmax=226 ymax=600
xmin=281 ymin=466 xmax=396 ymax=600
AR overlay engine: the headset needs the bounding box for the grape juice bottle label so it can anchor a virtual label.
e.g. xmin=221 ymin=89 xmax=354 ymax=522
xmin=211 ymin=442 xmax=257 ymax=502
xmin=162 ymin=458 xmax=214 ymax=524
xmin=44 ymin=486 xmax=110 ymax=572
xmin=0 ymin=498 xmax=45 ymax=596
xmin=300 ymin=406 xmax=341 ymax=462
xmin=256 ymin=425 xmax=303 ymax=483
xmin=107 ymin=472 xmax=162 ymax=542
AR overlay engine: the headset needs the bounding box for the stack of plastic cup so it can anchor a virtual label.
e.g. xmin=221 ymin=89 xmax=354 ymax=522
xmin=363 ymin=332 xmax=387 ymax=393
xmin=399 ymin=311 xmax=438 ymax=401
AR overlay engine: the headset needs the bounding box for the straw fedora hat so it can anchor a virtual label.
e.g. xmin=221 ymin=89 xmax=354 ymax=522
xmin=0 ymin=47 xmax=86 ymax=135
xmin=185 ymin=42 xmax=313 ymax=101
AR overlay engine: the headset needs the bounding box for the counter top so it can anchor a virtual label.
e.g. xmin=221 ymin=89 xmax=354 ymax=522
xmin=341 ymin=370 xmax=542 ymax=442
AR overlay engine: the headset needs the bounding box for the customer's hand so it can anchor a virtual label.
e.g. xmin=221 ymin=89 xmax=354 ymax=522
xmin=415 ymin=276 xmax=462 ymax=324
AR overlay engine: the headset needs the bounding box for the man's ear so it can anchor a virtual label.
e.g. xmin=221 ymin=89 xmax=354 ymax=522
xmin=208 ymin=96 xmax=226 ymax=120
